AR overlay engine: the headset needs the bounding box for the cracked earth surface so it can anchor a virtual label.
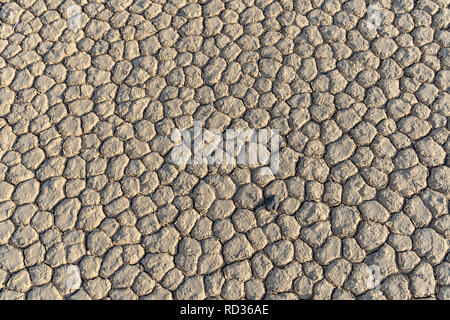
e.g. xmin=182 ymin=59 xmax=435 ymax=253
xmin=0 ymin=0 xmax=449 ymax=300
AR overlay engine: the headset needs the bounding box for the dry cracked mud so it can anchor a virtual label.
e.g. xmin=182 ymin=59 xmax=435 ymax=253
xmin=0 ymin=0 xmax=449 ymax=300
